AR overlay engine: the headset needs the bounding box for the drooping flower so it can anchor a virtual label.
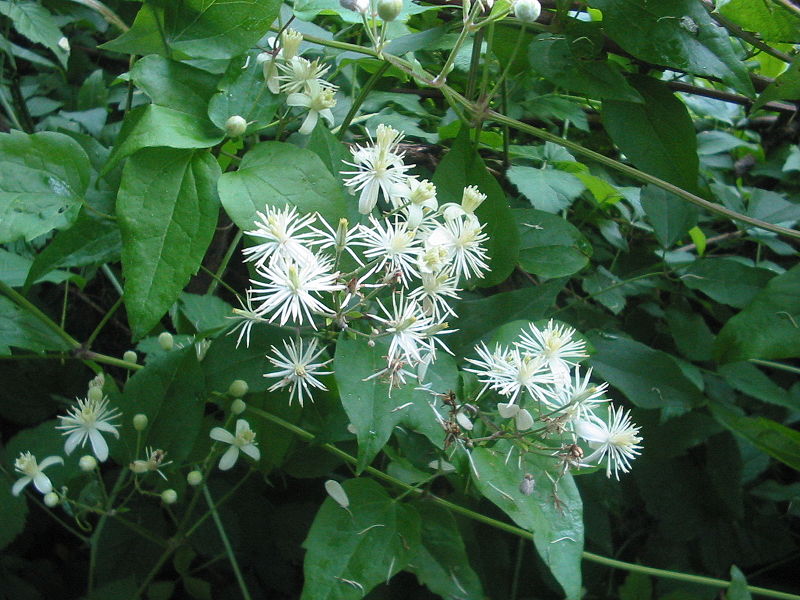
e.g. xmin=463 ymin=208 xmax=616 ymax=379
xmin=287 ymin=81 xmax=338 ymax=135
xmin=440 ymin=185 xmax=486 ymax=221
xmin=574 ymin=405 xmax=642 ymax=479
xmin=56 ymin=395 xmax=121 ymax=461
xmin=264 ymin=338 xmax=333 ymax=406
xmin=209 ymin=419 xmax=261 ymax=471
xmin=516 ymin=320 xmax=587 ymax=384
xmin=12 ymin=452 xmax=63 ymax=496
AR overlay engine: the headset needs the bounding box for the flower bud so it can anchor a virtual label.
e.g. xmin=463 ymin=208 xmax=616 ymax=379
xmin=123 ymin=350 xmax=138 ymax=364
xmin=498 ymin=402 xmax=519 ymax=419
xmin=377 ymin=0 xmax=403 ymax=21
xmin=228 ymin=379 xmax=249 ymax=398
xmin=133 ymin=413 xmax=148 ymax=431
xmin=161 ymin=489 xmax=178 ymax=505
xmin=513 ymin=0 xmax=541 ymax=22
xmin=281 ymin=29 xmax=303 ymax=61
xmin=58 ymin=37 xmax=70 ymax=52
xmin=44 ymin=492 xmax=59 ymax=507
xmin=225 ymin=115 xmax=248 ymax=137
xmin=79 ymin=455 xmax=97 ymax=472
xmin=87 ymin=385 xmax=104 ymax=404
xmin=231 ymin=399 xmax=247 ymax=415
xmin=340 ymin=0 xmax=369 ymax=13
xmin=158 ymin=331 xmax=174 ymax=351
xmin=187 ymin=470 xmax=203 ymax=486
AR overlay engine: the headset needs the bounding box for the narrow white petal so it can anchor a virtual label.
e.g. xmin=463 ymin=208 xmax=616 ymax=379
xmin=64 ymin=431 xmax=83 ymax=455
xmin=218 ymin=446 xmax=240 ymax=470
xmin=12 ymin=477 xmax=31 ymax=497
xmin=210 ymin=427 xmax=235 ymax=444
xmin=89 ymin=429 xmax=109 ymax=461
xmin=33 ymin=473 xmax=53 ymax=494
xmin=241 ymin=444 xmax=261 ymax=461
xmin=38 ymin=456 xmax=64 ymax=470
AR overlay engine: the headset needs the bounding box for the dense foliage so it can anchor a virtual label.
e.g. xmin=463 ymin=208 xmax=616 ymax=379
xmin=1 ymin=1 xmax=799 ymax=599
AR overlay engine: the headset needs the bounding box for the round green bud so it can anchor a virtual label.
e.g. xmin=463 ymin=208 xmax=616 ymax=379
xmin=161 ymin=489 xmax=178 ymax=505
xmin=231 ymin=399 xmax=247 ymax=415
xmin=225 ymin=115 xmax=248 ymax=137
xmin=377 ymin=0 xmax=403 ymax=21
xmin=79 ymin=455 xmax=97 ymax=472
xmin=87 ymin=385 xmax=104 ymax=403
xmin=187 ymin=470 xmax=203 ymax=486
xmin=513 ymin=0 xmax=541 ymax=23
xmin=123 ymin=350 xmax=138 ymax=365
xmin=228 ymin=379 xmax=249 ymax=398
xmin=44 ymin=492 xmax=59 ymax=507
xmin=133 ymin=413 xmax=149 ymax=431
xmin=158 ymin=331 xmax=174 ymax=351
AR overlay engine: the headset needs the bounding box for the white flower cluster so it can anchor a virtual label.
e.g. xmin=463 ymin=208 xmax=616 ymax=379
xmin=465 ymin=321 xmax=642 ymax=479
xmin=231 ymin=124 xmax=491 ymax=403
xmin=259 ymin=29 xmax=337 ymax=135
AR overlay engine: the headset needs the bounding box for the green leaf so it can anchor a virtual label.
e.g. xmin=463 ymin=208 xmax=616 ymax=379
xmin=118 ymin=346 xmax=205 ymax=465
xmin=664 ymin=305 xmax=714 ymax=362
xmin=208 ymin=51 xmax=281 ymax=133
xmin=301 ymin=478 xmax=421 ymax=600
xmin=0 ymin=296 xmax=72 ymax=355
xmin=752 ymin=59 xmax=800 ymax=112
xmin=529 ymin=32 xmax=643 ymax=102
xmin=715 ymin=265 xmax=800 ymax=363
xmin=472 ymin=440 xmax=584 ymax=600
xmin=588 ymin=334 xmax=704 ymax=413
xmin=333 ymin=334 xmax=460 ymax=472
xmin=117 ymin=148 xmax=221 ymax=338
xmin=102 ymin=0 xmax=282 ymax=60
xmin=710 ymin=402 xmax=800 ymax=472
xmin=619 ymin=572 xmax=653 ymax=600
xmin=0 ymin=248 xmax=73 ymax=288
xmin=720 ymin=0 xmax=800 ymax=43
xmin=513 ymin=208 xmax=591 ymax=278
xmin=0 ymin=0 xmax=68 ymax=66
xmin=104 ymin=105 xmax=224 ymax=174
xmin=0 ymin=131 xmax=91 ymax=244
xmin=202 ymin=324 xmax=282 ymax=395
xmin=218 ymin=141 xmax=357 ymax=230
xmin=306 ymin=121 xmax=353 ymax=179
xmin=130 ymin=55 xmax=220 ymax=117
xmin=727 ymin=565 xmax=753 ymax=600
xmin=641 ymin=184 xmax=698 ymax=248
xmin=0 ymin=470 xmax=28 ymax=550
xmin=590 ymin=0 xmax=754 ymax=95
xmin=409 ymin=503 xmax=485 ymax=600
xmin=602 ymin=76 xmax=699 ymax=193
xmin=433 ymin=128 xmax=519 ymax=287
xmin=178 ymin=293 xmax=233 ymax=333
xmin=507 ymin=166 xmax=585 ymax=213
xmin=718 ymin=362 xmax=795 ymax=411
xmin=682 ymin=258 xmax=774 ymax=309
xmin=294 ymin=0 xmax=437 ymax=23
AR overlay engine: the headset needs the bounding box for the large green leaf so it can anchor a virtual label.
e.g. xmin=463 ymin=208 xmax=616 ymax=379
xmin=715 ymin=265 xmax=800 ymax=363
xmin=528 ymin=32 xmax=643 ymax=103
xmin=641 ymin=184 xmax=697 ymax=248
xmin=0 ymin=296 xmax=72 ymax=355
xmin=301 ymin=478 xmax=421 ymax=600
xmin=682 ymin=258 xmax=774 ymax=309
xmin=218 ymin=141 xmax=356 ymax=230
xmin=117 ymin=148 xmax=221 ymax=338
xmin=719 ymin=0 xmax=800 ymax=43
xmin=130 ymin=54 xmax=220 ymax=117
xmin=588 ymin=334 xmax=704 ymax=414
xmin=602 ymin=76 xmax=699 ymax=194
xmin=472 ymin=440 xmax=584 ymax=600
xmin=0 ymin=131 xmax=91 ymax=244
xmin=590 ymin=0 xmax=754 ymax=95
xmin=752 ymin=59 xmax=800 ymax=112
xmin=433 ymin=128 xmax=519 ymax=288
xmin=718 ymin=362 xmax=795 ymax=411
xmin=102 ymin=0 xmax=282 ymax=60
xmin=513 ymin=208 xmax=592 ymax=278
xmin=0 ymin=0 xmax=68 ymax=66
xmin=333 ymin=334 xmax=460 ymax=472
xmin=507 ymin=166 xmax=585 ymax=214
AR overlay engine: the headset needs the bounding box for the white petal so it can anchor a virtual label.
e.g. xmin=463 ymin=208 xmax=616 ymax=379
xmin=515 ymin=408 xmax=534 ymax=431
xmin=324 ymin=480 xmax=349 ymax=508
xmin=96 ymin=421 xmax=120 ymax=437
xmin=218 ymin=445 xmax=240 ymax=470
xmin=298 ymin=110 xmax=318 ymax=135
xmin=456 ymin=412 xmax=473 ymax=431
xmin=497 ymin=402 xmax=519 ymax=419
xmin=574 ymin=419 xmax=606 ymax=443
xmin=241 ymin=444 xmax=260 ymax=461
xmin=32 ymin=473 xmax=53 ymax=494
xmin=38 ymin=456 xmax=64 ymax=470
xmin=89 ymin=429 xmax=109 ymax=461
xmin=63 ymin=431 xmax=83 ymax=455
xmin=210 ymin=427 xmax=235 ymax=444
xmin=12 ymin=477 xmax=31 ymax=497
xmin=319 ymin=108 xmax=334 ymax=126
xmin=286 ymin=92 xmax=311 ymax=108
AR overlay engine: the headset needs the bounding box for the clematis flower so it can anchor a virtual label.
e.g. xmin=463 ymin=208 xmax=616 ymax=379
xmin=287 ymin=81 xmax=338 ymax=135
xmin=12 ymin=452 xmax=63 ymax=496
xmin=56 ymin=395 xmax=121 ymax=461
xmin=516 ymin=320 xmax=587 ymax=384
xmin=209 ymin=419 xmax=261 ymax=471
xmin=575 ymin=405 xmax=642 ymax=479
xmin=265 ymin=338 xmax=333 ymax=406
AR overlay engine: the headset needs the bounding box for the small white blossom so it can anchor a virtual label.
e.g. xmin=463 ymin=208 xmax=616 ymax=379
xmin=441 ymin=185 xmax=486 ymax=221
xmin=287 ymin=81 xmax=337 ymax=135
xmin=543 ymin=366 xmax=608 ymax=421
xmin=12 ymin=452 xmax=63 ymax=497
xmin=308 ymin=217 xmax=364 ymax=266
xmin=358 ymin=216 xmax=421 ymax=285
xmin=228 ymin=292 xmax=270 ymax=348
xmin=209 ymin=419 xmax=261 ymax=471
xmin=425 ymin=215 xmax=489 ymax=281
xmin=516 ymin=320 xmax=587 ymax=384
xmin=575 ymin=405 xmax=642 ymax=479
xmin=57 ymin=395 xmax=121 ymax=461
xmin=243 ymin=204 xmax=317 ymax=268
xmin=265 ymin=338 xmax=333 ymax=406
xmin=278 ymin=56 xmax=335 ymax=94
xmin=409 ymin=271 xmax=460 ymax=319
xmin=464 ymin=342 xmax=515 ymax=399
xmin=370 ymin=294 xmax=437 ymax=365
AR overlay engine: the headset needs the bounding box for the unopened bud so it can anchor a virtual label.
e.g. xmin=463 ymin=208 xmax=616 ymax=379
xmin=133 ymin=413 xmax=148 ymax=431
xmin=225 ymin=115 xmax=248 ymax=137
xmin=281 ymin=29 xmax=303 ymax=61
xmin=44 ymin=492 xmax=60 ymax=507
xmin=498 ymin=402 xmax=519 ymax=419
xmin=161 ymin=489 xmax=178 ymax=505
xmin=187 ymin=470 xmax=203 ymax=486
xmin=87 ymin=386 xmax=104 ymax=404
xmin=228 ymin=379 xmax=249 ymax=398
xmin=456 ymin=411 xmax=474 ymax=431
xmin=123 ymin=350 xmax=138 ymax=365
xmin=513 ymin=0 xmax=541 ymax=23
xmin=231 ymin=399 xmax=246 ymax=415
xmin=377 ymin=0 xmax=403 ymax=21
xmin=158 ymin=331 xmax=174 ymax=351
xmin=79 ymin=455 xmax=97 ymax=472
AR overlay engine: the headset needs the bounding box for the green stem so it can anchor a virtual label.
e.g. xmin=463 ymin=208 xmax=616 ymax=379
xmin=337 ymin=62 xmax=390 ymax=140
xmin=88 ymin=468 xmax=129 ymax=594
xmin=86 ymin=296 xmax=124 ymax=348
xmin=101 ymin=264 xmax=124 ymax=296
xmin=81 ymin=350 xmax=143 ymax=371
xmin=248 ymin=408 xmax=800 ymax=600
xmin=0 ymin=280 xmax=81 ymax=349
xmin=748 ymin=359 xmax=800 ymax=376
xmin=486 ymin=23 xmax=526 ymax=102
xmin=202 ymin=485 xmax=253 ymax=600
xmin=207 ymin=230 xmax=243 ymax=295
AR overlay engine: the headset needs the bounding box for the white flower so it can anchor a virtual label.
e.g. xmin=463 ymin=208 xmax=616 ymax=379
xmin=57 ymin=395 xmax=121 ymax=461
xmin=280 ymin=28 xmax=303 ymax=61
xmin=357 ymin=216 xmax=421 ymax=285
xmin=243 ymin=205 xmax=317 ymax=269
xmin=341 ymin=124 xmax=412 ymax=214
xmin=370 ymin=294 xmax=437 ymax=365
xmin=575 ymin=405 xmax=642 ymax=479
xmin=516 ymin=320 xmax=587 ymax=384
xmin=228 ymin=292 xmax=270 ymax=348
xmin=392 ymin=178 xmax=438 ymax=228
xmin=464 ymin=344 xmax=552 ymax=403
xmin=441 ymin=185 xmax=486 ymax=221
xmin=425 ymin=215 xmax=489 ymax=281
xmin=209 ymin=419 xmax=261 ymax=470
xmin=363 ymin=356 xmax=418 ymax=394
xmin=249 ymin=254 xmax=344 ymax=328
xmin=543 ymin=366 xmax=608 ymax=421
xmin=278 ymin=56 xmax=334 ymax=94
xmin=287 ymin=81 xmax=337 ymax=135
xmin=464 ymin=341 xmax=515 ymax=399
xmin=264 ymin=338 xmax=333 ymax=406
xmin=409 ymin=271 xmax=460 ymax=319
xmin=12 ymin=452 xmax=63 ymax=496
xmin=308 ymin=217 xmax=364 ymax=266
